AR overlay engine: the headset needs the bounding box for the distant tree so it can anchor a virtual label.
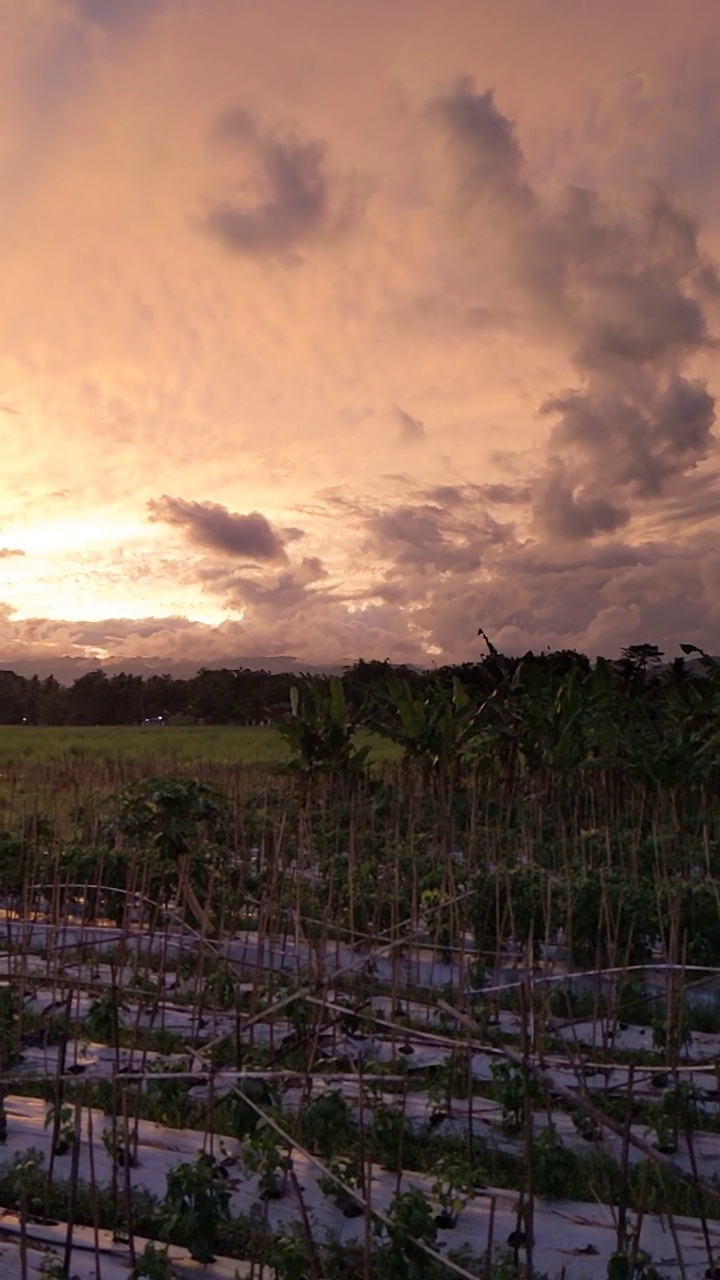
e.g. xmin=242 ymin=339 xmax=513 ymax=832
xmin=0 ymin=670 xmax=28 ymax=724
xmin=109 ymin=672 xmax=145 ymax=723
xmin=620 ymin=643 xmax=664 ymax=672
xmin=66 ymin=670 xmax=115 ymax=724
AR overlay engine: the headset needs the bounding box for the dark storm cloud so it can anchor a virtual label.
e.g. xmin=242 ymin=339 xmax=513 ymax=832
xmin=429 ymin=80 xmax=719 ymax=541
xmin=558 ymin=188 xmax=716 ymax=374
xmin=532 ymin=467 xmax=630 ymax=540
xmin=365 ymin=501 xmax=511 ymax=575
xmin=395 ymin=527 xmax=720 ymax=662
xmin=502 ymin=541 xmax=657 ymax=578
xmin=204 ymin=107 xmax=358 ymax=259
xmin=541 ymin=376 xmax=716 ymax=501
xmin=147 ymin=496 xmax=293 ymax=561
xmin=198 ymin=556 xmax=331 ymax=617
xmin=480 ymin=482 xmax=531 ymax=504
xmin=394 ymin=406 xmax=426 ymax=444
xmin=428 ymin=77 xmax=534 ymax=215
xmin=573 ymin=271 xmax=708 ymax=370
xmin=300 ymin=483 xmax=523 ymax=588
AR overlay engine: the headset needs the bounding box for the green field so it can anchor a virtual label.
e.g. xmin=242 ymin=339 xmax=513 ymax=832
xmin=0 ymin=724 xmax=290 ymax=766
xmin=0 ymin=724 xmax=399 ymax=766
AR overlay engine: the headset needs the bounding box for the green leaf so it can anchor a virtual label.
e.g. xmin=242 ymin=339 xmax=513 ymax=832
xmin=328 ymin=675 xmax=346 ymax=727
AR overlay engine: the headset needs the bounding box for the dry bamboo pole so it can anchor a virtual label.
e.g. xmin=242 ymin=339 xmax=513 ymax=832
xmin=109 ymin=1062 xmax=119 ymax=1241
xmin=627 ymin=1162 xmax=649 ymax=1279
xmin=484 ymin=1193 xmax=496 ymax=1279
xmin=520 ymin=951 xmax=534 ymax=1280
xmin=62 ymin=1096 xmax=83 ymax=1278
xmin=667 ymin=1212 xmax=688 ymax=1280
xmin=121 ymin=1084 xmax=136 ymax=1269
xmin=288 ymin=1165 xmax=322 ymax=1280
xmin=616 ymin=1063 xmax=635 ymax=1253
xmin=19 ymin=1173 xmax=28 ymax=1280
xmin=85 ymin=1091 xmax=103 ymax=1280
xmin=684 ymin=1112 xmax=714 ymax=1272
xmin=357 ymin=1053 xmax=372 ymax=1280
xmin=47 ymin=989 xmax=72 ymax=1190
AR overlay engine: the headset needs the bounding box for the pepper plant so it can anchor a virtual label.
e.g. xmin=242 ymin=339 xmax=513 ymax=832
xmin=162 ymin=1152 xmax=231 ymax=1264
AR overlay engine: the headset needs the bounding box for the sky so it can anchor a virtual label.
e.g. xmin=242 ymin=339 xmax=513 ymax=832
xmin=2 ymin=0 xmax=720 ymax=676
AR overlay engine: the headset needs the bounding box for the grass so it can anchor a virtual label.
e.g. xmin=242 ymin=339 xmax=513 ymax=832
xmin=0 ymin=725 xmax=400 ymax=767
xmin=0 ymin=725 xmax=291 ymax=766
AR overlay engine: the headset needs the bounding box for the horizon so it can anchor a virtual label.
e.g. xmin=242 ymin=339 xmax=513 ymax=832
xmin=2 ymin=1 xmax=720 ymax=670
xmin=0 ymin=642 xmax=712 ymax=686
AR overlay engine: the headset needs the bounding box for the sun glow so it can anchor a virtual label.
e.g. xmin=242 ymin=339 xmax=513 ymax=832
xmin=8 ymin=516 xmax=150 ymax=558
xmin=0 ymin=515 xmax=232 ymax=628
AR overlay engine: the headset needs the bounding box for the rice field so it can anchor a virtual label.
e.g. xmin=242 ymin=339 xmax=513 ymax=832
xmin=0 ymin=725 xmax=291 ymax=766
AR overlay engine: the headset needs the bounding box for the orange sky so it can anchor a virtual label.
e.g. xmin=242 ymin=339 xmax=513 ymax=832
xmin=2 ymin=0 xmax=720 ymax=675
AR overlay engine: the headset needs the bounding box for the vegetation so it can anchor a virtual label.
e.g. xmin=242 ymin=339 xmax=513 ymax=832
xmin=0 ymin=640 xmax=719 ymax=1276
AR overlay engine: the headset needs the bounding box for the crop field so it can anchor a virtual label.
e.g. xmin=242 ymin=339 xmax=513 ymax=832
xmin=1 ymin=655 xmax=720 ymax=1278
xmin=0 ymin=725 xmax=291 ymax=767
xmin=0 ymin=725 xmax=401 ymax=769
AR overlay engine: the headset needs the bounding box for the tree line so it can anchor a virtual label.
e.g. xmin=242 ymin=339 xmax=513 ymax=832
xmin=0 ymin=642 xmax=703 ymax=727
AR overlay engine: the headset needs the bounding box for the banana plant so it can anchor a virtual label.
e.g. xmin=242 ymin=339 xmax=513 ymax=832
xmin=274 ymin=675 xmax=370 ymax=775
xmin=369 ymin=670 xmax=478 ymax=779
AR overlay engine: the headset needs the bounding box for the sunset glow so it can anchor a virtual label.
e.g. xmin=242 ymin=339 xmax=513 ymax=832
xmin=2 ymin=0 xmax=720 ymax=676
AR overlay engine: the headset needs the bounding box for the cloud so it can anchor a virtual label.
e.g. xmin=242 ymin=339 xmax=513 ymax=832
xmin=389 ymin=296 xmax=518 ymax=339
xmin=532 ymin=466 xmax=630 ymax=540
xmin=422 ymin=482 xmax=531 ymax=506
xmin=76 ymin=0 xmax=164 ymax=31
xmin=394 ymin=405 xmax=426 ymax=444
xmin=203 ymin=106 xmax=359 ymax=259
xmin=396 ymin=530 xmax=720 ymax=662
xmin=364 ymin=498 xmax=512 ymax=576
xmin=428 ymin=78 xmax=719 ymax=541
xmin=1 ymin=519 xmax=720 ymax=675
xmin=147 ymin=496 xmax=293 ymax=561
xmin=198 ymin=555 xmax=331 ymax=617
xmin=428 ymin=77 xmax=534 ymax=217
xmin=541 ymin=375 xmax=716 ymax=501
xmin=555 ymin=187 xmax=717 ymax=376
xmin=652 ymin=466 xmax=720 ymax=527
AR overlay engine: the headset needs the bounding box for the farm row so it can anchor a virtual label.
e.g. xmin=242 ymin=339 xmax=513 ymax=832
xmin=0 ymin=709 xmax=718 ymax=1277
